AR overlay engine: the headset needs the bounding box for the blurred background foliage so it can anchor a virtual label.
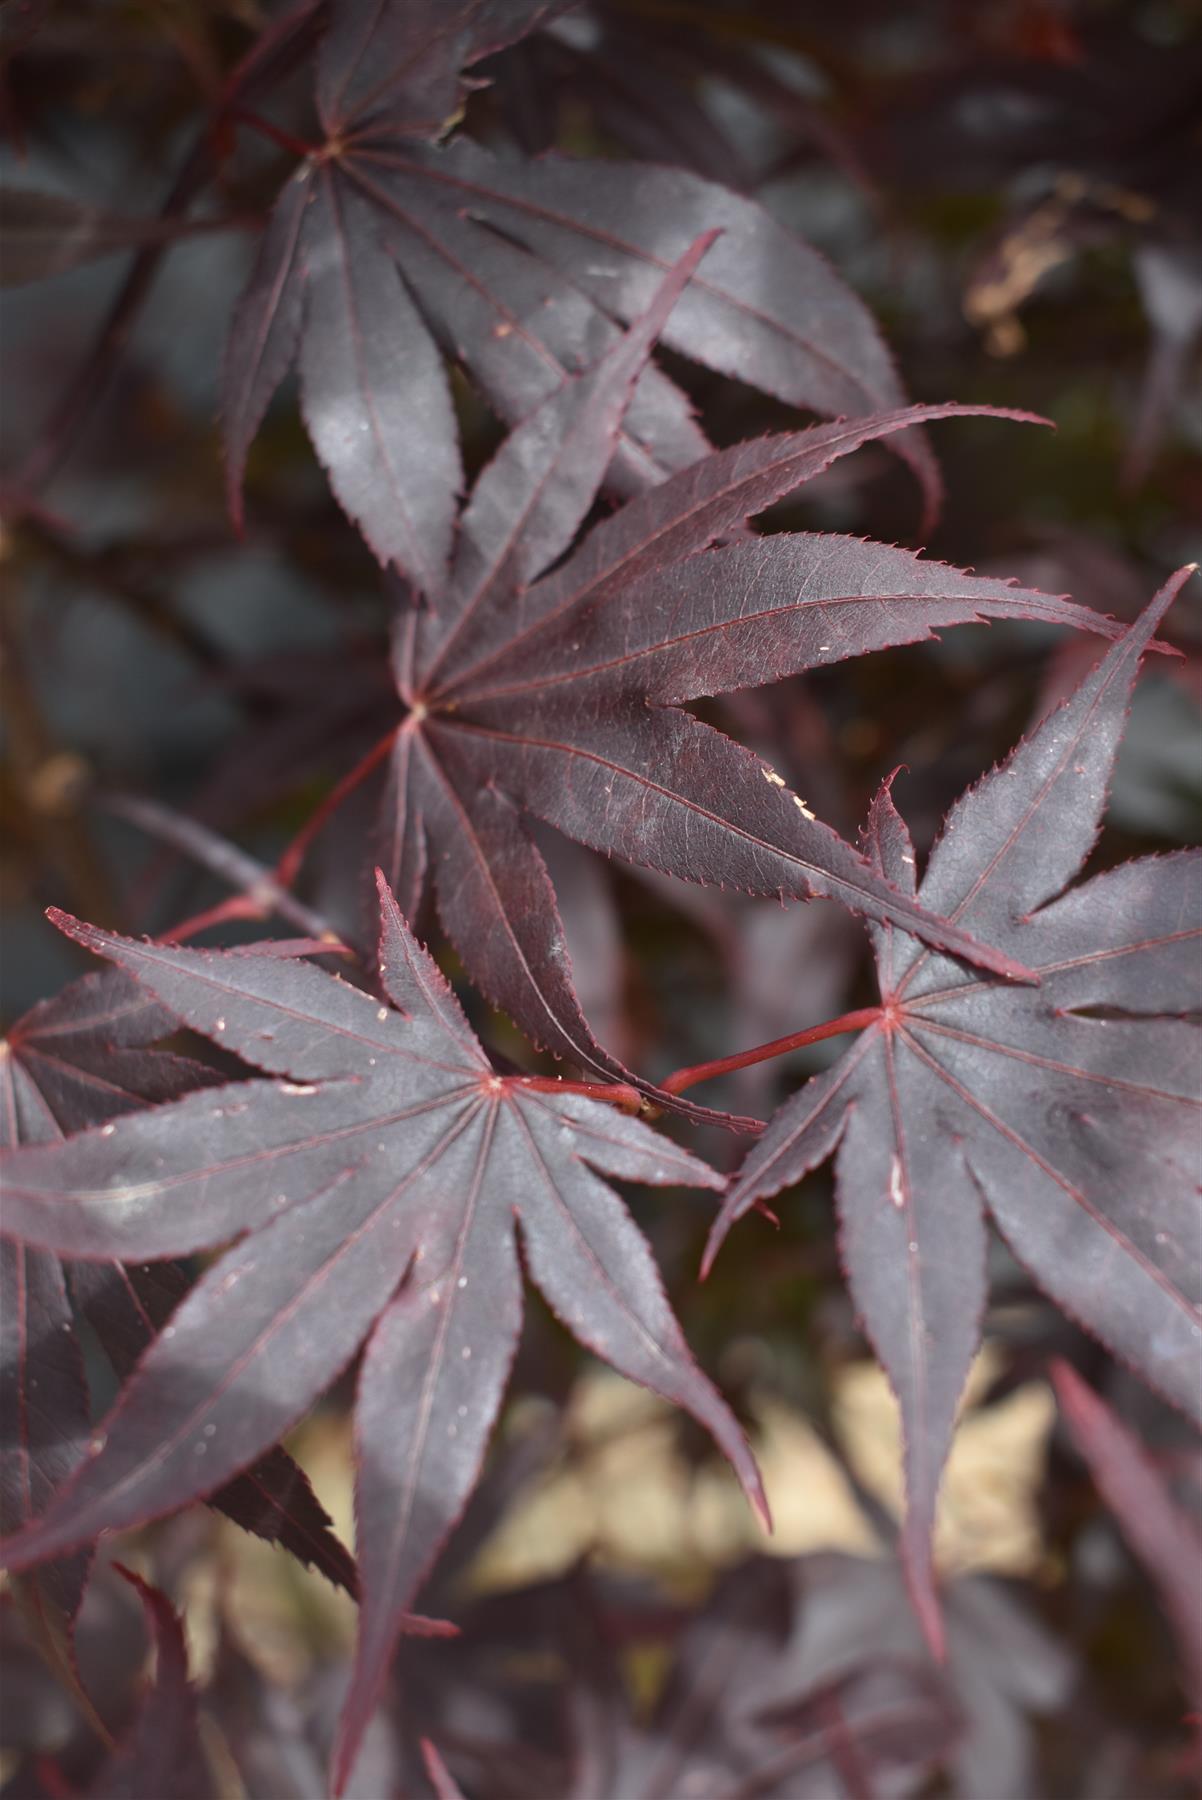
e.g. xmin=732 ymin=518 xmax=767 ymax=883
xmin=1 ymin=1 xmax=1200 ymax=1795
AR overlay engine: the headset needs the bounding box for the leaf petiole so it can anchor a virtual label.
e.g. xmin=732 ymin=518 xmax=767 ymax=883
xmin=515 ymin=1075 xmax=643 ymax=1114
xmin=273 ymin=725 xmax=400 ymax=890
xmin=660 ymin=1007 xmax=882 ymax=1095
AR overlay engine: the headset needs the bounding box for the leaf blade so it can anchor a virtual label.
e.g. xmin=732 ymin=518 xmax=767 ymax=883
xmin=393 ymin=139 xmax=940 ymax=511
xmin=336 ymin=1138 xmax=522 ymax=1791
xmin=299 ymin=169 xmax=461 ymax=593
xmin=221 ymin=172 xmax=311 ymax=532
xmin=710 ymin=572 xmax=1202 ymax=1651
xmin=0 ymin=887 xmax=756 ymax=1768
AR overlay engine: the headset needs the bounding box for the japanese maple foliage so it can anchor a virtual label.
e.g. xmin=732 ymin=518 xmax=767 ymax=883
xmin=223 ymin=0 xmax=941 ymax=586
xmin=289 ymin=255 xmax=1124 ymax=1112
xmin=706 ymin=569 xmax=1202 ymax=1651
xmin=2 ymin=3 xmax=1200 ymax=1795
xmin=0 ymin=966 xmax=355 ymax=1654
xmin=1052 ymin=1361 xmax=1202 ymax=1728
xmin=85 ymin=1567 xmax=214 ymax=1800
xmin=0 ymin=876 xmax=762 ymax=1786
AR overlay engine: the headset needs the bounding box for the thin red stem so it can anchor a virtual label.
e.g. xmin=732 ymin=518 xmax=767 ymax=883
xmin=660 ymin=1007 xmax=882 ymax=1096
xmin=273 ymin=726 xmax=400 ymax=890
xmin=155 ymin=893 xmax=265 ymax=944
xmin=516 ymin=1076 xmax=643 ymax=1114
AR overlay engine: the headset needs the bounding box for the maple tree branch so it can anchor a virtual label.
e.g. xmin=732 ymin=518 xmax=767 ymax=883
xmin=660 ymin=1007 xmax=882 ymax=1095
xmin=154 ymin=890 xmax=354 ymax=951
xmin=154 ymin=889 xmax=356 ymax=952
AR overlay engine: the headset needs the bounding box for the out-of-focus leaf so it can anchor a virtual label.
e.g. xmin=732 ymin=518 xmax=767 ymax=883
xmin=1126 ymin=240 xmax=1202 ymax=487
xmin=1053 ymin=1361 xmax=1202 ymax=1720
xmin=0 ymin=189 xmax=237 ymax=287
xmin=222 ymin=0 xmax=948 ymax=579
xmin=85 ymin=1567 xmax=213 ymax=1800
xmin=765 ymin=1553 xmax=1074 ymax=1800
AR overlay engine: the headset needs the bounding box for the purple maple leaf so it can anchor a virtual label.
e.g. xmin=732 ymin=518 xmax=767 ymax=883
xmin=0 ymin=875 xmax=762 ymax=1789
xmin=706 ymin=567 xmax=1202 ymax=1651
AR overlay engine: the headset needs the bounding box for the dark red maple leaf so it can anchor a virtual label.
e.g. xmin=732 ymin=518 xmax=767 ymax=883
xmin=705 ymin=567 xmax=1202 ymax=1652
xmin=0 ymin=874 xmax=760 ymax=1791
xmin=86 ymin=1567 xmax=213 ymax=1800
xmin=0 ymin=966 xmax=357 ymax=1637
xmin=316 ymin=265 xmax=1129 ymax=1116
xmin=223 ymin=0 xmax=947 ymax=587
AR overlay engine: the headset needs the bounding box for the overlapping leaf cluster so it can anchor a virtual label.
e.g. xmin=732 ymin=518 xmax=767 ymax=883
xmin=221 ymin=0 xmax=940 ymax=583
xmin=1 ymin=0 xmax=1199 ymax=1793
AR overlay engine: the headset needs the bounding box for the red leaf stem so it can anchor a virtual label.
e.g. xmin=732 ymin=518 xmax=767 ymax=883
xmin=660 ymin=1008 xmax=883 ymax=1095
xmin=273 ymin=724 xmax=400 ymax=891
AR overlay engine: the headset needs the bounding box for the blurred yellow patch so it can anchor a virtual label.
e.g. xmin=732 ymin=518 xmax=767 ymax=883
xmin=473 ymin=1342 xmax=1053 ymax=1594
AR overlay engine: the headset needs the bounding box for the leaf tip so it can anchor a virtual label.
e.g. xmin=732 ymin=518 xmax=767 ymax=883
xmin=699 ymin=1219 xmax=726 ymax=1282
xmin=960 ymin=936 xmax=1039 ymax=986
xmin=404 ymin=1609 xmax=460 ymax=1640
xmin=1157 ymin=563 xmax=1198 ymax=610
xmin=45 ymin=905 xmax=93 ymax=950
xmin=689 ymin=225 xmax=723 ymax=259
xmin=750 ymin=1472 xmax=773 ymax=1535
xmin=109 ymin=1559 xmax=144 ymax=1595
xmin=421 ymin=1738 xmax=467 ymax=1800
xmin=1048 ymin=1356 xmax=1089 ymax=1417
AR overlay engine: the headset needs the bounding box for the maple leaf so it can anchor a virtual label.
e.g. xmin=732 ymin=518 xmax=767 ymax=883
xmin=0 ymin=874 xmax=759 ymax=1792
xmin=341 ymin=281 xmax=1130 ymax=1111
xmin=86 ymin=1566 xmax=214 ymax=1800
xmin=223 ymin=0 xmax=945 ymax=586
xmin=763 ymin=1552 xmax=1074 ymax=1800
xmin=420 ymin=1738 xmax=469 ymax=1800
xmin=705 ymin=567 xmax=1202 ymax=1651
xmin=1052 ymin=1361 xmax=1202 ymax=1726
xmin=565 ymin=1559 xmax=959 ymax=1800
xmin=0 ymin=967 xmax=357 ymax=1631
xmin=382 ymin=1560 xmax=961 ymax=1798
